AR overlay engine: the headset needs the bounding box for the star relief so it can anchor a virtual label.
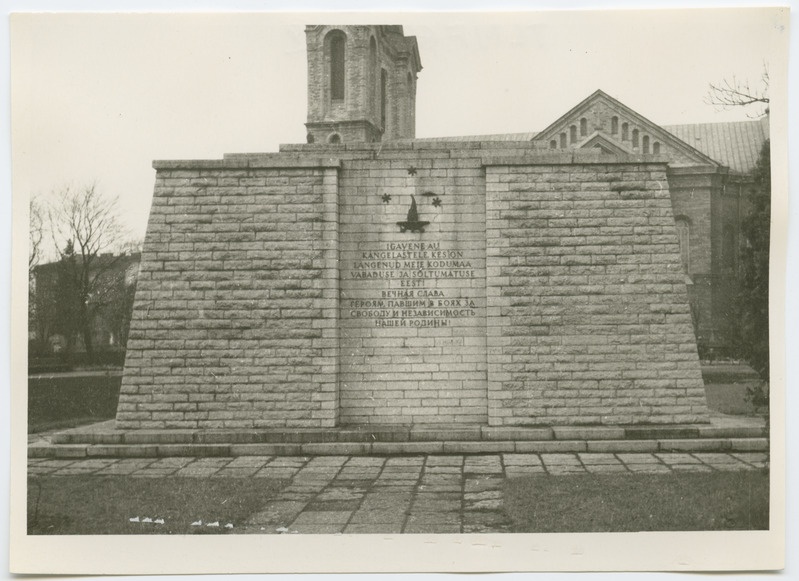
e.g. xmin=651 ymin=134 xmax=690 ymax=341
xmin=381 ymin=193 xmax=392 ymax=203
xmin=432 ymin=196 xmax=443 ymax=208
xmin=406 ymin=166 xmax=418 ymax=176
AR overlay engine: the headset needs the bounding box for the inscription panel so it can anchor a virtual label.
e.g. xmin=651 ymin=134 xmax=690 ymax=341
xmin=348 ymin=241 xmax=478 ymax=328
xmin=339 ymin=158 xmax=488 ymax=425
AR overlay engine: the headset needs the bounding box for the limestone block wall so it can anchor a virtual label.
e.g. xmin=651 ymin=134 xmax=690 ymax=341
xmin=485 ymin=155 xmax=710 ymax=425
xmin=337 ymin=152 xmax=487 ymax=425
xmin=117 ymin=142 xmax=710 ymax=430
xmin=116 ymin=157 xmax=340 ymax=429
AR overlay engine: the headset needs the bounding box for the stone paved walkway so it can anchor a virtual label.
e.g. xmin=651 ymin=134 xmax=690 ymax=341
xmin=27 ymin=452 xmax=767 ymax=534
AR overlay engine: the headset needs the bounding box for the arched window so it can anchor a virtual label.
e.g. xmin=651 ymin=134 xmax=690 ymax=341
xmin=306 ymin=133 xmax=315 ymax=144
xmin=550 ymin=139 xmax=557 ymax=149
xmin=328 ymin=133 xmax=341 ymax=144
xmin=642 ymin=135 xmax=650 ymax=153
xmin=559 ymin=132 xmax=567 ymax=148
xmin=675 ymin=217 xmax=691 ymax=274
xmin=653 ymin=141 xmax=661 ymax=154
xmin=580 ymin=117 xmax=587 ymax=137
xmin=328 ymin=31 xmax=346 ymax=101
xmin=406 ymin=72 xmax=414 ymax=135
xmin=570 ymin=125 xmax=577 ymax=144
xmin=632 ymin=129 xmax=640 ymax=148
xmin=380 ymin=68 xmax=388 ymax=129
xmin=369 ymin=37 xmax=377 ymax=116
xmin=611 ymin=116 xmax=619 ymax=135
xmin=621 ymin=122 xmax=629 ymax=140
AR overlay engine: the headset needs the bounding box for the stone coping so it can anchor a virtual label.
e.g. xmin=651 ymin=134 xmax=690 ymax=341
xmin=31 ymin=416 xmax=767 ymax=458
xmin=48 ymin=418 xmax=765 ymax=446
xmin=279 ymin=140 xmax=533 ymax=152
xmin=482 ymin=152 xmax=670 ymax=166
xmin=152 ymin=157 xmax=342 ymax=170
xmin=277 ymin=141 xmax=673 ymax=159
xmin=29 ymin=437 xmax=768 ymax=459
xmin=152 ymin=148 xmax=670 ymax=171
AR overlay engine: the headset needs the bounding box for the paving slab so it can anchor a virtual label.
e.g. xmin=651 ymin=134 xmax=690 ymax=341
xmin=305 ymin=500 xmax=361 ymax=512
xmin=291 ymin=510 xmax=353 ymax=525
xmin=212 ymin=467 xmax=262 ymax=478
xmin=425 ymin=456 xmax=464 ymax=466
xmin=669 ymin=464 xmax=714 ymax=472
xmin=226 ymin=456 xmax=274 ymax=467
xmin=94 ymin=459 xmax=156 ymax=475
xmin=578 ymin=453 xmax=623 ymax=465
xmin=616 ymin=453 xmax=663 ymax=464
xmin=625 ymin=464 xmax=672 ymax=473
xmin=545 ymin=465 xmax=588 ymax=475
xmin=349 ymin=510 xmax=408 ymax=525
xmin=540 ymin=453 xmax=584 ymax=465
xmin=502 ymin=453 xmax=543 ymax=466
xmin=253 ymin=467 xmax=301 ymax=479
xmin=584 ymin=464 xmax=629 ymax=473
xmin=505 ymin=467 xmax=547 ymax=477
xmin=655 ymin=453 xmax=702 ymax=464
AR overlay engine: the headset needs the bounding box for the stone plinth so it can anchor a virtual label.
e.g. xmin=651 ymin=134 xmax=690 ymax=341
xmin=117 ymin=144 xmax=710 ymax=430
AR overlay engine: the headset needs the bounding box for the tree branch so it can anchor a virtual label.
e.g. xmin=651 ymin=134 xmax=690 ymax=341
xmin=704 ymin=65 xmax=770 ymax=117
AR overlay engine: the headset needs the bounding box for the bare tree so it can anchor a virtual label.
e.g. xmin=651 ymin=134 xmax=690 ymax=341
xmin=29 ymin=196 xmax=44 ymax=274
xmin=29 ymin=196 xmax=46 ymax=353
xmin=705 ymin=65 xmax=769 ymax=116
xmin=46 ymin=184 xmax=131 ymax=359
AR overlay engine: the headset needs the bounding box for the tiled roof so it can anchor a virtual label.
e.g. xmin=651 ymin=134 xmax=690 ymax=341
xmin=411 ymin=116 xmax=768 ymax=174
xmin=660 ymin=117 xmax=769 ymax=174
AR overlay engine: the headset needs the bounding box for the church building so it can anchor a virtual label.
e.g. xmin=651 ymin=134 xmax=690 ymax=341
xmin=114 ymin=25 xmax=768 ymax=431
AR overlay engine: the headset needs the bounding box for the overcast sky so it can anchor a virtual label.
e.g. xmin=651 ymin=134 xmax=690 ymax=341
xmin=12 ymin=9 xmax=785 ymax=245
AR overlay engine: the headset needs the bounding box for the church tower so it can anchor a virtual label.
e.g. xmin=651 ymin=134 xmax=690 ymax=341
xmin=305 ymin=25 xmax=422 ymax=144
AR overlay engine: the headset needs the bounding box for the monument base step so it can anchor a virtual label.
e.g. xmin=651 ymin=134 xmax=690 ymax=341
xmin=29 ymin=416 xmax=767 ymax=458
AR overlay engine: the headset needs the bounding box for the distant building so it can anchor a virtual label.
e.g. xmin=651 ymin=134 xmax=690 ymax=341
xmin=30 ymin=252 xmax=141 ymax=355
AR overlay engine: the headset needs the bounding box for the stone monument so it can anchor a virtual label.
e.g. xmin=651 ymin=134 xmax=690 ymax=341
xmin=115 ymin=25 xmax=710 ymax=432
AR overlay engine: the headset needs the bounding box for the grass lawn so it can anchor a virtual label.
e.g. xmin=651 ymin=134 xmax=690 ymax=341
xmin=28 ymin=476 xmax=283 ymax=535
xmin=28 ymin=373 xmax=121 ymax=433
xmin=504 ymin=470 xmax=769 ymax=532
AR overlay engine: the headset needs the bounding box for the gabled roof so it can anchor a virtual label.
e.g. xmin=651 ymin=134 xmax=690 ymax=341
xmin=578 ymin=131 xmax=635 ymax=155
xmin=408 ymin=90 xmax=767 ymax=175
xmin=532 ymin=89 xmax=720 ymax=168
xmin=662 ymin=116 xmax=768 ymax=174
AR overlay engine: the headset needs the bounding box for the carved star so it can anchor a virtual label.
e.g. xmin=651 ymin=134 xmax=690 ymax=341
xmin=407 ymin=166 xmax=417 ymax=176
xmin=381 ymin=193 xmax=392 ymax=203
xmin=432 ymin=197 xmax=443 ymax=208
